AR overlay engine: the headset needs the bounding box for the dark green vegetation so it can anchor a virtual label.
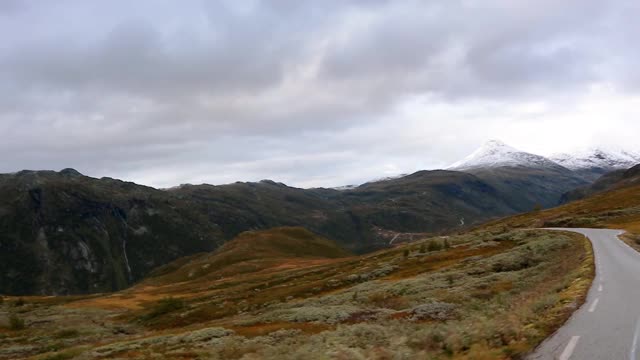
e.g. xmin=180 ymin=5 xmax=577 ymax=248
xmin=463 ymin=165 xmax=588 ymax=211
xmin=482 ymin=164 xmax=640 ymax=233
xmin=8 ymin=314 xmax=25 ymax=330
xmin=141 ymin=297 xmax=186 ymax=322
xmin=0 ymin=228 xmax=593 ymax=359
xmin=168 ymin=170 xmax=519 ymax=252
xmin=0 ymin=170 xmax=221 ymax=295
xmin=561 ymin=164 xmax=640 ymax=203
xmin=1 ymin=166 xmax=588 ymax=296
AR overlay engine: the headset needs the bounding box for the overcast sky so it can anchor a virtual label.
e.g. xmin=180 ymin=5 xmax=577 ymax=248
xmin=2 ymin=0 xmax=640 ymax=188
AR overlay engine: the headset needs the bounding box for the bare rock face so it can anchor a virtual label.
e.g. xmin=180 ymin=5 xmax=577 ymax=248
xmin=0 ymin=170 xmax=221 ymax=295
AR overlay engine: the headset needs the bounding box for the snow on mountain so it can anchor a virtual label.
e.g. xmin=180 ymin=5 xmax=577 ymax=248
xmin=448 ymin=140 xmax=560 ymax=171
xmin=368 ymin=173 xmax=409 ymax=183
xmin=331 ymin=173 xmax=409 ymax=190
xmin=551 ymin=147 xmax=640 ymax=171
xmin=332 ymin=184 xmax=358 ymax=191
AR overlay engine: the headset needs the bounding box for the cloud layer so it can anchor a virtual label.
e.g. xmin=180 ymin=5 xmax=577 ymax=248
xmin=2 ymin=0 xmax=640 ymax=187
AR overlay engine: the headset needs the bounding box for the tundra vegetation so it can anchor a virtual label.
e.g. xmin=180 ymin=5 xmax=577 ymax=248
xmin=0 ymin=226 xmax=592 ymax=359
xmin=481 ymin=172 xmax=640 ymax=259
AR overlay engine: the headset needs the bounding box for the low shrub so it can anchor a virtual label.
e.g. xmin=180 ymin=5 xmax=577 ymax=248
xmin=407 ymin=326 xmax=446 ymax=351
xmin=427 ymin=240 xmax=443 ymax=252
xmin=216 ymin=337 xmax=262 ymax=359
xmin=531 ymin=294 xmax=558 ymax=313
xmin=331 ymin=323 xmax=392 ymax=349
xmin=367 ymin=292 xmax=409 ymax=310
xmin=9 ymin=314 xmax=25 ymax=330
xmin=55 ymin=329 xmax=80 ymax=339
xmin=491 ymin=250 xmax=541 ymax=272
xmin=42 ymin=352 xmax=79 ymax=360
xmin=143 ymin=297 xmax=186 ymax=320
xmin=410 ymin=302 xmax=457 ymax=321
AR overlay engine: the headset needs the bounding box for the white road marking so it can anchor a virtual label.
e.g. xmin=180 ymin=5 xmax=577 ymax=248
xmin=630 ymin=316 xmax=640 ymax=360
xmin=598 ymin=284 xmax=603 ymax=292
xmin=588 ymin=298 xmax=600 ymax=312
xmin=560 ymin=336 xmax=580 ymax=360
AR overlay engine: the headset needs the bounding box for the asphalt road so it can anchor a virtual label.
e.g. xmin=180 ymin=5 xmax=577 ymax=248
xmin=528 ymin=228 xmax=640 ymax=360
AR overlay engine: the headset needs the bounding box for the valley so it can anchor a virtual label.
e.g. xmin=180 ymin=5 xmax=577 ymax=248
xmin=6 ymin=2 xmax=640 ymax=358
xmin=1 ymin=141 xmax=640 ymax=359
xmin=1 ymin=140 xmax=627 ymax=297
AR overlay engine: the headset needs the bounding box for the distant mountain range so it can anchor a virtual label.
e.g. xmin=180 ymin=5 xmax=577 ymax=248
xmin=445 ymin=140 xmax=588 ymax=210
xmin=338 ymin=140 xmax=640 ymax=189
xmin=551 ymin=148 xmax=640 ymax=181
xmin=2 ymin=140 xmax=639 ymax=296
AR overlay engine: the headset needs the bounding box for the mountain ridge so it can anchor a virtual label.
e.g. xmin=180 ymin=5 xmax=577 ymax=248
xmin=2 ymin=141 xmax=636 ymax=296
xmin=447 ymin=140 xmax=563 ymax=171
xmin=0 ymin=168 xmax=522 ymax=295
xmin=551 ymin=147 xmax=640 ymax=181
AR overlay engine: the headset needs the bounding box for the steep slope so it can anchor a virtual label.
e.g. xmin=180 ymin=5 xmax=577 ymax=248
xmin=551 ymin=148 xmax=640 ymax=181
xmin=338 ymin=170 xmax=517 ymax=231
xmin=449 ymin=140 xmax=589 ymax=210
xmin=467 ymin=166 xmax=588 ymax=211
xmin=562 ymin=164 xmax=640 ymax=203
xmin=0 ymin=170 xmax=221 ymax=296
xmin=481 ymin=168 xmax=640 ymax=234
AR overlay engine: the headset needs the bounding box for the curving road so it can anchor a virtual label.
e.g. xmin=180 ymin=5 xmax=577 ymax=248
xmin=528 ymin=228 xmax=640 ymax=360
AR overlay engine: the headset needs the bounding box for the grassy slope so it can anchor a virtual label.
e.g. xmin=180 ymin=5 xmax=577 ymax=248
xmin=143 ymin=227 xmax=351 ymax=286
xmin=479 ymin=179 xmax=640 ymax=234
xmin=0 ymin=227 xmax=593 ymax=360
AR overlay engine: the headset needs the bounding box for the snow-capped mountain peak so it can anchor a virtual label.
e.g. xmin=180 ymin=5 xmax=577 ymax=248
xmin=448 ymin=140 xmax=559 ymax=170
xmin=551 ymin=147 xmax=640 ymax=171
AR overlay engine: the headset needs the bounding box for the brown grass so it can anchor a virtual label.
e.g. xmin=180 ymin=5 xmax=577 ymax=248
xmin=230 ymin=322 xmax=332 ymax=337
xmin=2 ymin=228 xmax=596 ymax=359
xmin=384 ymin=241 xmax=514 ymax=280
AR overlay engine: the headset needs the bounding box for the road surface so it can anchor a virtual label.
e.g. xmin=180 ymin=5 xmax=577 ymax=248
xmin=528 ymin=228 xmax=640 ymax=360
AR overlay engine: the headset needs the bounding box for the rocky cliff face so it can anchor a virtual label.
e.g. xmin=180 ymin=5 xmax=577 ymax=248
xmin=0 ymin=170 xmax=221 ymax=295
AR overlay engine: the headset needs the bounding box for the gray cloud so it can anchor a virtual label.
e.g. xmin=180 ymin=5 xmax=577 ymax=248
xmin=1 ymin=0 xmax=640 ymax=188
